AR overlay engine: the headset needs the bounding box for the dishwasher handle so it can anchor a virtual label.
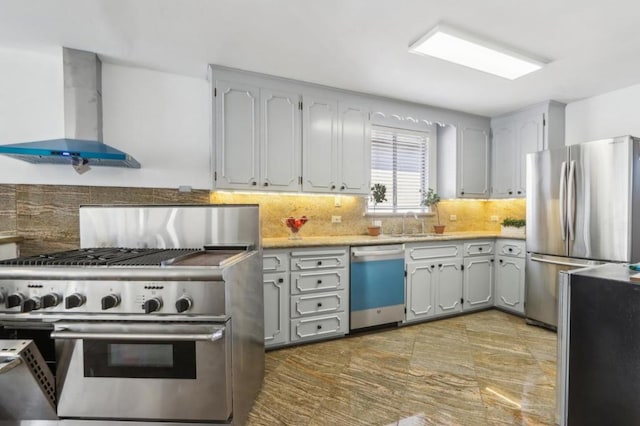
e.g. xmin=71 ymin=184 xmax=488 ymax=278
xmin=352 ymin=248 xmax=404 ymax=258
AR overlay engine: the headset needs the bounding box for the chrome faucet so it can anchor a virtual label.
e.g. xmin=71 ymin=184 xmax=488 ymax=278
xmin=402 ymin=211 xmax=419 ymax=235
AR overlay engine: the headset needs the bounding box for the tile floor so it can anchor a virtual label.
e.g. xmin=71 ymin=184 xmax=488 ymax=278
xmin=247 ymin=310 xmax=557 ymax=426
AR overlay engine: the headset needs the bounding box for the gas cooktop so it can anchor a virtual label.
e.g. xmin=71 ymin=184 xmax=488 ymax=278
xmin=0 ymin=248 xmax=202 ymax=266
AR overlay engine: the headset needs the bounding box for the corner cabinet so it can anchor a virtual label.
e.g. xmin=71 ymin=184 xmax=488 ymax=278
xmin=438 ymin=122 xmax=492 ymax=199
xmin=302 ymin=95 xmax=371 ymax=195
xmin=213 ymin=77 xmax=301 ymax=191
xmin=490 ymin=101 xmax=565 ymax=198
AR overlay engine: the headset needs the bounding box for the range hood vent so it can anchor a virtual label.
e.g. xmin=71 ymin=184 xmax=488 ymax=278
xmin=0 ymin=48 xmax=140 ymax=171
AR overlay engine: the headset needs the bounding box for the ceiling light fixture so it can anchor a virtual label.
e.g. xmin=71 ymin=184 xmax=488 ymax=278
xmin=409 ymin=24 xmax=546 ymax=80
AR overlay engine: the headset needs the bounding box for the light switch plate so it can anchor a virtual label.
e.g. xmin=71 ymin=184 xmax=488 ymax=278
xmin=334 ymin=196 xmax=342 ymax=207
xmin=332 ymin=216 xmax=342 ymax=223
xmin=449 ymin=215 xmax=457 ymax=221
xmin=491 ymin=215 xmax=499 ymax=222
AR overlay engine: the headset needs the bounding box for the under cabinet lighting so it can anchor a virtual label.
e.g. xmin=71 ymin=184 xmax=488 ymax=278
xmin=409 ymin=24 xmax=546 ymax=80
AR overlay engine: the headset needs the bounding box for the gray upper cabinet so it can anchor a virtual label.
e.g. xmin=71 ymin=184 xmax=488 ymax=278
xmin=438 ymin=122 xmax=492 ymax=199
xmin=458 ymin=125 xmax=491 ymax=198
xmin=215 ymin=80 xmax=260 ymax=189
xmin=261 ymin=88 xmax=301 ymax=191
xmin=490 ymin=101 xmax=565 ymax=199
xmin=213 ymin=74 xmax=301 ymax=192
xmin=302 ymin=96 xmax=371 ymax=195
xmin=302 ymin=96 xmax=338 ymax=192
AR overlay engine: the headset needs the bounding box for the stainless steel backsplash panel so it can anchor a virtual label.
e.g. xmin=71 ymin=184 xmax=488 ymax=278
xmin=79 ymin=204 xmax=260 ymax=249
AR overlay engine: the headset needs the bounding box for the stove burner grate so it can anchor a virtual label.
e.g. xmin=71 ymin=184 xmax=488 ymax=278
xmin=0 ymin=248 xmax=203 ymax=266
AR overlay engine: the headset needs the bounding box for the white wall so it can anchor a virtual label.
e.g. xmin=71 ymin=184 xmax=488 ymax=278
xmin=0 ymin=48 xmax=211 ymax=189
xmin=565 ymin=83 xmax=640 ymax=145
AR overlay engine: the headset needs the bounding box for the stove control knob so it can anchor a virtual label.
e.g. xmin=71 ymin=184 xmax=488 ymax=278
xmin=65 ymin=293 xmax=86 ymax=309
xmin=6 ymin=293 xmax=25 ymax=309
xmin=143 ymin=297 xmax=163 ymax=314
xmin=41 ymin=293 xmax=62 ymax=309
xmin=101 ymin=294 xmax=121 ymax=311
xmin=21 ymin=297 xmax=40 ymax=313
xmin=175 ymin=296 xmax=193 ymax=313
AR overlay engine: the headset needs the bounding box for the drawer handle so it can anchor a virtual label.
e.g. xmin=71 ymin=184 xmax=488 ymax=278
xmin=317 ymin=302 xmax=323 ymax=307
xmin=499 ymin=259 xmax=503 ymax=263
xmin=317 ymin=324 xmax=322 ymax=330
xmin=317 ymin=279 xmax=322 ymax=284
xmin=508 ymin=248 xmax=513 ymax=252
xmin=491 ymin=259 xmax=494 ymax=262
xmin=430 ymin=265 xmax=435 ymax=268
xmin=438 ymin=264 xmax=442 ymax=267
xmin=478 ymin=247 xmax=483 ymax=251
xmin=251 ymin=181 xmax=257 ymax=186
xmin=317 ymin=261 xmax=322 ymax=266
xmin=278 ymin=278 xmax=284 ymax=283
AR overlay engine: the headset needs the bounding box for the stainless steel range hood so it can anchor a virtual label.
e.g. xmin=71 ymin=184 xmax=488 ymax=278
xmin=0 ymin=48 xmax=140 ymax=170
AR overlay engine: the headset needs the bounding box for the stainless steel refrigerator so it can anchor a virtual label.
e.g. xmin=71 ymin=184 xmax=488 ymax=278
xmin=525 ymin=135 xmax=640 ymax=329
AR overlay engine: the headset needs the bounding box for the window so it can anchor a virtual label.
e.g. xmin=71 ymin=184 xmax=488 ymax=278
xmin=369 ymin=126 xmax=435 ymax=213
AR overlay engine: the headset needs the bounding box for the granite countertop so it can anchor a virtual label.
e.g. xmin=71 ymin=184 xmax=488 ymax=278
xmin=263 ymin=231 xmax=525 ymax=249
xmin=0 ymin=235 xmax=23 ymax=244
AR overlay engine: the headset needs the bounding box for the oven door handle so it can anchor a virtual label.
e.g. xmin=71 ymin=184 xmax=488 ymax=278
xmin=50 ymin=328 xmax=225 ymax=342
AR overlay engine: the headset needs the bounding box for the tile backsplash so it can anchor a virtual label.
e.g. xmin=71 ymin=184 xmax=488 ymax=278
xmin=0 ymin=184 xmax=525 ymax=256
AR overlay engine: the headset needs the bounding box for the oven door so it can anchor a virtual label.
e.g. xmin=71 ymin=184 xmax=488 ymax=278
xmin=52 ymin=321 xmax=231 ymax=422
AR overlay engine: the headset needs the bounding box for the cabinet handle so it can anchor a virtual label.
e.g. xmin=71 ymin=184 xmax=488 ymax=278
xmin=317 ymin=279 xmax=322 ymax=284
xmin=490 ymin=259 xmax=494 ymax=262
xmin=317 ymin=302 xmax=323 ymax=307
xmin=478 ymin=247 xmax=483 ymax=251
xmin=438 ymin=264 xmax=442 ymax=267
xmin=340 ymin=185 xmax=345 ymax=190
xmin=317 ymin=261 xmax=322 ymax=266
xmin=278 ymin=278 xmax=284 ymax=283
xmin=263 ymin=182 xmax=269 ymax=187
xmin=317 ymin=325 xmax=322 ymax=330
xmin=331 ymin=185 xmax=336 ymax=190
xmin=251 ymin=181 xmax=257 ymax=186
xmin=508 ymin=248 xmax=513 ymax=252
xmin=499 ymin=259 xmax=503 ymax=263
xmin=430 ymin=265 xmax=435 ymax=268
xmin=517 ymin=191 xmax=522 ymax=195
xmin=461 ymin=191 xmax=465 ymax=195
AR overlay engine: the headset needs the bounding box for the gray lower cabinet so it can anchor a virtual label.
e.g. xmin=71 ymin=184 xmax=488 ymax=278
xmin=289 ymin=247 xmax=350 ymax=343
xmin=405 ymin=242 xmax=464 ymax=322
xmin=463 ymin=240 xmax=495 ymax=311
xmin=263 ymin=250 xmax=290 ymax=348
xmin=494 ymin=239 xmax=526 ymax=314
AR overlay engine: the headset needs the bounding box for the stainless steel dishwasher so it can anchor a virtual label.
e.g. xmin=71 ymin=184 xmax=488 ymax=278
xmin=350 ymin=245 xmax=405 ymax=330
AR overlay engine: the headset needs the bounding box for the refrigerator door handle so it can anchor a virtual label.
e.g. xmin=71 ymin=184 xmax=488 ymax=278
xmin=567 ymin=160 xmax=576 ymax=241
xmin=530 ymin=254 xmax=604 ymax=268
xmin=559 ymin=161 xmax=567 ymax=241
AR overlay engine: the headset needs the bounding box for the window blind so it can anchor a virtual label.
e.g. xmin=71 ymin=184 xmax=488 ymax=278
xmin=370 ymin=126 xmax=430 ymax=212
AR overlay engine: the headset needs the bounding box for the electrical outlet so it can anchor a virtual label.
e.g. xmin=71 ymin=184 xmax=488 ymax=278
xmin=449 ymin=215 xmax=457 ymax=221
xmin=491 ymin=215 xmax=499 ymax=222
xmin=334 ymin=196 xmax=342 ymax=207
xmin=332 ymin=215 xmax=342 ymax=224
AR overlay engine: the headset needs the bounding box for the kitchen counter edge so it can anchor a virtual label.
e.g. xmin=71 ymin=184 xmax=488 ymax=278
xmin=0 ymin=235 xmax=23 ymax=244
xmin=263 ymin=232 xmax=525 ymax=249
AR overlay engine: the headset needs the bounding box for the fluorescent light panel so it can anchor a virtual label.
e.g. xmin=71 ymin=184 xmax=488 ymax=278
xmin=409 ymin=25 xmax=545 ymax=80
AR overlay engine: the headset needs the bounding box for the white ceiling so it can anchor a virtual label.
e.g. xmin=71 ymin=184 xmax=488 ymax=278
xmin=2 ymin=0 xmax=640 ymax=117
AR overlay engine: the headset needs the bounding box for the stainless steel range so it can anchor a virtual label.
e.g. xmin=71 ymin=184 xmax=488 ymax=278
xmin=0 ymin=204 xmax=263 ymax=425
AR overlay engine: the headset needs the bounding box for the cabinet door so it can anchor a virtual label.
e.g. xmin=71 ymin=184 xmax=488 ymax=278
xmin=263 ymin=272 xmax=289 ymax=347
xmin=495 ymin=256 xmax=525 ymax=314
xmin=435 ymin=258 xmax=463 ymax=315
xmin=458 ymin=126 xmax=490 ymax=198
xmin=215 ymin=80 xmax=260 ymax=189
xmin=302 ymin=96 xmax=338 ymax=192
xmin=261 ymin=88 xmax=301 ymax=191
xmin=406 ymin=262 xmax=435 ymax=321
xmin=463 ymin=256 xmax=494 ymax=310
xmin=337 ymin=102 xmax=371 ymax=195
xmin=491 ymin=120 xmax=515 ymax=198
xmin=515 ymin=113 xmax=544 ymax=196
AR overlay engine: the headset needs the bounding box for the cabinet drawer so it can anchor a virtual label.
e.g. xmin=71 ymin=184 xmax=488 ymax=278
xmin=290 ymin=270 xmax=347 ymax=294
xmin=290 ymin=290 xmax=347 ymax=318
xmin=263 ymin=250 xmax=289 ymax=272
xmin=406 ymin=243 xmax=462 ymax=261
xmin=496 ymin=240 xmax=526 ymax=258
xmin=290 ymin=248 xmax=348 ymax=270
xmin=464 ymin=240 xmax=494 ymax=256
xmin=290 ymin=312 xmax=348 ymax=342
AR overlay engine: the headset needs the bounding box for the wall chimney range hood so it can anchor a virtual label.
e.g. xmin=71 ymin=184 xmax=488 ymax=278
xmin=0 ymin=48 xmax=140 ymax=172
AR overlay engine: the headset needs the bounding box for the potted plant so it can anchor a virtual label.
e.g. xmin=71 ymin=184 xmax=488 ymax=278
xmin=422 ymin=188 xmax=445 ymax=234
xmin=368 ymin=183 xmax=387 ymax=236
xmin=501 ymin=217 xmax=526 ymax=236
